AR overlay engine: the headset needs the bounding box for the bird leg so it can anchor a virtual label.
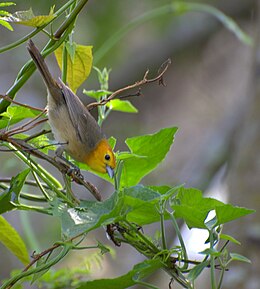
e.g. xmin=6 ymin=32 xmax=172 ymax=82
xmin=54 ymin=147 xmax=83 ymax=180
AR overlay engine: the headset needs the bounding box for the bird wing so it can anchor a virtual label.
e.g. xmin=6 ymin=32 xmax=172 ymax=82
xmin=57 ymin=79 xmax=103 ymax=151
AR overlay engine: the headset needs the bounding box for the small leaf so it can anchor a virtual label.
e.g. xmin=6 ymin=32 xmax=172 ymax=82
xmin=106 ymin=99 xmax=138 ymax=113
xmin=0 ymin=2 xmax=16 ymax=8
xmin=3 ymin=6 xmax=56 ymax=27
xmin=0 ymin=169 xmax=30 ymax=214
xmin=55 ymin=43 xmax=93 ymax=92
xmin=108 ymin=136 xmax=116 ymax=150
xmin=83 ymin=89 xmax=112 ymax=100
xmin=220 ymin=234 xmax=241 ymax=245
xmin=187 ymin=261 xmax=209 ymax=281
xmin=0 ymin=18 xmax=13 ymax=30
xmin=199 ymin=248 xmax=221 ymax=257
xmin=230 ymin=253 xmax=251 ymax=263
xmin=0 ymin=216 xmax=29 ymax=265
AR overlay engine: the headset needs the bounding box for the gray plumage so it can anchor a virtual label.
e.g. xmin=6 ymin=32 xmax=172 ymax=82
xmin=27 ymin=39 xmax=104 ymax=160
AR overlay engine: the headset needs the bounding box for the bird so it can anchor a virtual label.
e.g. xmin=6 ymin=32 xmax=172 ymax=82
xmin=27 ymin=39 xmax=116 ymax=178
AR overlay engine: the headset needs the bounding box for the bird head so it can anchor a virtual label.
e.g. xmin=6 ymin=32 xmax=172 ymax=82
xmin=85 ymin=139 xmax=116 ymax=177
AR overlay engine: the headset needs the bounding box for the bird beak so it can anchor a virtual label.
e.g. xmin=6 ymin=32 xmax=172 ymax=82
xmin=106 ymin=165 xmax=114 ymax=178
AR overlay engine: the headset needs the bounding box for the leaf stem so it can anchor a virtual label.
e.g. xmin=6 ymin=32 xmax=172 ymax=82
xmin=169 ymin=212 xmax=188 ymax=270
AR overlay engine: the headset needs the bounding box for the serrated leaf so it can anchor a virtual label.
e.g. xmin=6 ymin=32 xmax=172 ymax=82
xmin=76 ymin=259 xmax=162 ymax=289
xmin=220 ymin=234 xmax=241 ymax=245
xmin=106 ymin=99 xmax=138 ymax=113
xmin=0 ymin=216 xmax=29 ymax=265
xmin=0 ymin=106 xmax=42 ymax=129
xmin=230 ymin=253 xmax=251 ymax=263
xmin=0 ymin=169 xmax=30 ymax=214
xmin=216 ymin=204 xmax=255 ymax=225
xmin=55 ymin=43 xmax=93 ymax=92
xmin=120 ymin=127 xmax=178 ymax=187
xmin=83 ymin=89 xmax=112 ymax=100
xmin=4 ymin=6 xmax=56 ymax=27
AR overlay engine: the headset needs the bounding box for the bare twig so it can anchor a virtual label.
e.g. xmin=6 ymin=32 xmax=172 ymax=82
xmin=3 ymin=137 xmax=101 ymax=201
xmin=0 ymin=94 xmax=44 ymax=112
xmin=87 ymin=58 xmax=171 ymax=110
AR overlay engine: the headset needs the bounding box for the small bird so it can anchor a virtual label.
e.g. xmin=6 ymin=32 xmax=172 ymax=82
xmin=27 ymin=40 xmax=116 ymax=177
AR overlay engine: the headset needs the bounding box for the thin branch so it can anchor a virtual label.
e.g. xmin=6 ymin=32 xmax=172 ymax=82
xmin=3 ymin=137 xmax=101 ymax=201
xmin=0 ymin=94 xmax=44 ymax=112
xmin=87 ymin=58 xmax=171 ymax=110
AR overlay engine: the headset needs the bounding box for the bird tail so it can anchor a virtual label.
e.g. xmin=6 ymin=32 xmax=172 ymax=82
xmin=27 ymin=39 xmax=57 ymax=93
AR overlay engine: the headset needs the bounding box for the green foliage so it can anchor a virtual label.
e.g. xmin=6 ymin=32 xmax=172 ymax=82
xmin=0 ymin=215 xmax=29 ymax=265
xmin=76 ymin=259 xmax=162 ymax=289
xmin=0 ymin=1 xmax=254 ymax=289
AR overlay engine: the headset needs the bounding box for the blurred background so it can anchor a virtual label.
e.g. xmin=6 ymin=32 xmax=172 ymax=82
xmin=0 ymin=0 xmax=259 ymax=288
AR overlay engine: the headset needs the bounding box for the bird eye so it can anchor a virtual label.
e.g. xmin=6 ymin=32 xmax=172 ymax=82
xmin=105 ymin=154 xmax=110 ymax=161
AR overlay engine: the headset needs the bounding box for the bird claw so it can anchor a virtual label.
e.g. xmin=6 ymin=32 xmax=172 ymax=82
xmin=67 ymin=167 xmax=84 ymax=180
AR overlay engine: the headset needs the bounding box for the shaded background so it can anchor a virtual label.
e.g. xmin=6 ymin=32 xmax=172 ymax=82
xmin=0 ymin=0 xmax=259 ymax=288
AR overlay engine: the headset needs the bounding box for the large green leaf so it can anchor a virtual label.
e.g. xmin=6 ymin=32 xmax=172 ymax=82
xmin=120 ymin=127 xmax=178 ymax=187
xmin=0 ymin=216 xmax=29 ymax=265
xmin=215 ymin=204 xmax=254 ymax=226
xmin=172 ymin=188 xmax=223 ymax=229
xmin=123 ymin=185 xmax=163 ymax=225
xmin=0 ymin=169 xmax=30 ymax=214
xmin=57 ymin=190 xmax=124 ymax=238
xmin=171 ymin=188 xmax=254 ymax=229
xmin=76 ymin=259 xmax=162 ymax=289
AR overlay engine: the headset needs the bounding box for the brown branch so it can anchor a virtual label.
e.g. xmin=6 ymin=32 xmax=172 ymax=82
xmin=87 ymin=58 xmax=171 ymax=110
xmin=4 ymin=137 xmax=101 ymax=201
xmin=0 ymin=94 xmax=44 ymax=112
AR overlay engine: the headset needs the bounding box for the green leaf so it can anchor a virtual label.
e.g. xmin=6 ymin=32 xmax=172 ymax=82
xmin=0 ymin=216 xmax=29 ymax=265
xmin=172 ymin=188 xmax=223 ymax=229
xmin=199 ymin=248 xmax=221 ymax=257
xmin=0 ymin=2 xmax=16 ymax=8
xmin=215 ymin=204 xmax=255 ymax=225
xmin=83 ymin=89 xmax=112 ymax=100
xmin=108 ymin=136 xmax=117 ymax=150
xmin=123 ymin=185 xmax=164 ymax=225
xmin=55 ymin=43 xmax=93 ymax=93
xmin=187 ymin=261 xmax=209 ymax=281
xmin=4 ymin=6 xmax=56 ymax=27
xmin=106 ymin=99 xmax=138 ymax=113
xmin=220 ymin=234 xmax=241 ymax=245
xmin=0 ymin=18 xmax=13 ymax=30
xmin=120 ymin=127 xmax=178 ymax=187
xmin=0 ymin=106 xmax=42 ymax=129
xmin=76 ymin=259 xmax=162 ymax=289
xmin=0 ymin=169 xmax=30 ymax=214
xmin=57 ymin=190 xmax=124 ymax=238
xmin=229 ymin=253 xmax=251 ymax=264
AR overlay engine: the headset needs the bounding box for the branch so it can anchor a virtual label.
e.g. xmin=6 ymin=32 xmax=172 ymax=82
xmin=87 ymin=58 xmax=171 ymax=110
